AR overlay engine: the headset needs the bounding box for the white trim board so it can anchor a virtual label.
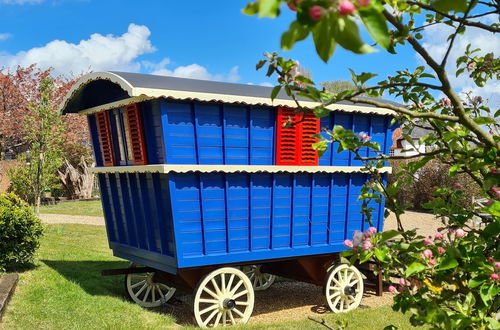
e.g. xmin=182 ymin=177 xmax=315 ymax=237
xmin=90 ymin=164 xmax=392 ymax=174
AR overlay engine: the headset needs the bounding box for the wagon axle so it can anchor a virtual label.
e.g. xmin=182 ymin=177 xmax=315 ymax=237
xmin=223 ymin=299 xmax=236 ymax=310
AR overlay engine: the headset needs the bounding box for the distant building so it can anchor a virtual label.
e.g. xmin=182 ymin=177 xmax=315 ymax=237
xmin=390 ymin=125 xmax=433 ymax=157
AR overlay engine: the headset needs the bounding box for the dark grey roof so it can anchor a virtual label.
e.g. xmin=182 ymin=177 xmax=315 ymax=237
xmin=60 ymin=71 xmax=403 ymax=114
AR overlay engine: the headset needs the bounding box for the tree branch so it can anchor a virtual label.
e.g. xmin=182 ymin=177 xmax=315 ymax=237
xmin=407 ymin=1 xmax=500 ymax=33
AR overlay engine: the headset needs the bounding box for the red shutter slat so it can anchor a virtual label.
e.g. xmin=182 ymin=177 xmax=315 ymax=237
xmin=275 ymin=107 xmax=320 ymax=166
xmin=276 ymin=107 xmax=300 ymax=165
xmin=125 ymin=103 xmax=148 ymax=165
xmin=96 ymin=111 xmax=115 ymax=167
xmin=298 ymin=112 xmax=320 ymax=165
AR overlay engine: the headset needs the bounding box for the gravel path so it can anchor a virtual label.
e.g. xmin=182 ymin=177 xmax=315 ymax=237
xmin=39 ymin=210 xmax=440 ymax=325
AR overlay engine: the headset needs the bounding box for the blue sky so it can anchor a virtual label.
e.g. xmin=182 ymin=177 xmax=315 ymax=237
xmin=0 ymin=0 xmax=498 ymax=104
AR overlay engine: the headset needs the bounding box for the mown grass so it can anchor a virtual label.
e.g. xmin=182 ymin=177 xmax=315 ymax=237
xmin=39 ymin=200 xmax=103 ymax=217
xmin=2 ymin=224 xmax=415 ymax=329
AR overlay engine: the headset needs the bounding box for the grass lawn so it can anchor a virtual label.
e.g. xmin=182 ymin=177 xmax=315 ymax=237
xmin=2 ymin=224 xmax=415 ymax=329
xmin=39 ymin=200 xmax=103 ymax=217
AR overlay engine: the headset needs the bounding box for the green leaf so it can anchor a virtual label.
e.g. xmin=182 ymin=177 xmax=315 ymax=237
xmin=405 ymin=262 xmax=426 ymax=277
xmin=374 ymin=247 xmax=390 ymax=263
xmin=469 ymin=275 xmax=488 ymax=288
xmin=331 ymin=15 xmax=376 ymax=54
xmin=358 ymin=6 xmax=390 ymax=50
xmin=379 ymin=229 xmax=400 ymax=243
xmin=432 ymin=0 xmax=469 ymax=13
xmin=281 ymin=21 xmax=310 ymax=51
xmin=481 ymin=218 xmax=500 ymax=238
xmin=257 ymin=0 xmax=281 ymax=18
xmin=312 ymin=14 xmax=336 ymax=62
xmin=436 ymin=256 xmax=458 ymax=271
xmin=270 ymin=85 xmax=281 ymax=101
xmin=473 ymin=116 xmax=496 ymax=125
xmin=256 ymin=59 xmax=267 ymax=71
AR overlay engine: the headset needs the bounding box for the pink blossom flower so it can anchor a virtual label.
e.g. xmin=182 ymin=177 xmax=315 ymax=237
xmin=448 ymin=228 xmax=456 ymax=234
xmin=434 ymin=232 xmax=444 ymax=240
xmin=488 ymin=257 xmax=494 ymax=263
xmin=441 ymin=98 xmax=452 ymax=107
xmin=364 ymin=135 xmax=372 ymax=141
xmin=309 ymin=5 xmax=324 ymax=20
xmin=491 ymin=273 xmax=499 ymax=281
xmin=485 ymin=199 xmax=494 ymax=206
xmin=429 ymin=259 xmax=436 ymax=266
xmin=388 ymin=285 xmax=397 ymax=293
xmin=399 ymin=278 xmax=406 ymax=286
xmin=492 ymin=168 xmax=498 ymax=174
xmin=490 ymin=129 xmax=495 ymax=135
xmin=339 ymin=0 xmax=356 ymax=15
xmin=453 ymin=183 xmax=463 ymax=190
xmin=467 ymin=62 xmax=476 ymax=71
xmin=353 ymin=231 xmax=364 ymax=247
xmin=422 ymin=249 xmax=433 ymax=259
xmin=455 ymin=229 xmax=466 ymax=238
xmin=358 ymin=0 xmax=371 ymax=7
xmin=490 ymin=186 xmax=500 ymax=199
xmin=359 ymin=132 xmax=367 ymax=139
xmin=438 ymin=247 xmax=446 ymax=254
xmin=367 ymin=227 xmax=377 ymax=234
xmin=474 ymin=96 xmax=483 ymax=104
xmin=495 ymin=262 xmax=500 ymax=271
xmin=423 ymin=237 xmax=433 ymax=245
xmin=287 ymin=0 xmax=302 ymax=11
xmin=344 ymin=239 xmax=353 ymax=248
xmin=362 ymin=240 xmax=373 ymax=251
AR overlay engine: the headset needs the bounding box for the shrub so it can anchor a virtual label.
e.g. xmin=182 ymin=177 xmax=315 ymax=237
xmin=0 ymin=193 xmax=43 ymax=271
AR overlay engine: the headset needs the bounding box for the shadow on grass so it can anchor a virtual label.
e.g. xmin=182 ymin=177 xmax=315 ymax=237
xmin=42 ymin=259 xmax=129 ymax=297
xmin=5 ymin=261 xmax=39 ymax=273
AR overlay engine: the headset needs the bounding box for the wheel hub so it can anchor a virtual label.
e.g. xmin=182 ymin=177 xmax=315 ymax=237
xmin=344 ymin=285 xmax=356 ymax=296
xmin=223 ymin=298 xmax=236 ymax=310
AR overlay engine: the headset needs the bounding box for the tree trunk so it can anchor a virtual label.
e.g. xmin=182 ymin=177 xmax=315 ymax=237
xmin=58 ymin=156 xmax=94 ymax=200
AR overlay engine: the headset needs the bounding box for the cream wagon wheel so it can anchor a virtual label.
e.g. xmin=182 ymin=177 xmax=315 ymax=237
xmin=324 ymin=264 xmax=364 ymax=313
xmin=125 ymin=263 xmax=176 ymax=308
xmin=241 ymin=265 xmax=276 ymax=291
xmin=194 ymin=267 xmax=255 ymax=328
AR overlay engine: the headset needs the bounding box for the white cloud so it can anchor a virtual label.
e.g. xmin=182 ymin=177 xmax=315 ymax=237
xmin=0 ymin=33 xmax=12 ymax=41
xmin=149 ymin=59 xmax=241 ymax=82
xmin=259 ymin=82 xmax=273 ymax=87
xmin=0 ymin=0 xmax=43 ymax=4
xmin=0 ymin=24 xmax=155 ymax=74
xmin=420 ymin=22 xmax=500 ymax=107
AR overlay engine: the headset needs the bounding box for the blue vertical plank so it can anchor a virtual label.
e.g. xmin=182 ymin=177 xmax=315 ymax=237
xmin=272 ymin=174 xmax=292 ymax=248
xmin=250 ymin=107 xmax=275 ymax=165
xmin=292 ymin=174 xmax=310 ymax=247
xmin=226 ymin=173 xmax=250 ymax=252
xmin=199 ymin=173 xmax=226 ymax=253
xmin=153 ymin=173 xmax=175 ymax=256
xmin=128 ymin=173 xmax=149 ymax=250
xmin=223 ymin=105 xmax=249 ymax=165
xmin=195 ymin=104 xmax=224 ymax=164
xmin=119 ymin=173 xmax=138 ymax=248
xmin=142 ymin=100 xmax=166 ymax=164
xmin=87 ymin=115 xmax=103 ymax=166
xmin=346 ymin=173 xmax=365 ymax=237
xmin=250 ymin=174 xmax=272 ymax=250
xmin=161 ymin=101 xmax=198 ymax=164
xmin=352 ymin=114 xmax=370 ymax=166
xmin=319 ymin=114 xmax=333 ymax=166
xmin=331 ymin=173 xmax=349 ymax=243
xmin=138 ymin=173 xmax=159 ymax=253
xmin=98 ymin=174 xmax=116 ymax=243
xmin=311 ymin=173 xmax=330 ymax=246
xmin=108 ymin=174 xmax=128 ymax=245
xmin=332 ymin=113 xmax=352 ymax=165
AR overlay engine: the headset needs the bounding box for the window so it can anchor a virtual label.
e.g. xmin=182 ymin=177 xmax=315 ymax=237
xmin=275 ymin=107 xmax=320 ymax=166
xmin=95 ymin=103 xmax=148 ymax=166
xmin=389 ymin=149 xmax=395 ymax=156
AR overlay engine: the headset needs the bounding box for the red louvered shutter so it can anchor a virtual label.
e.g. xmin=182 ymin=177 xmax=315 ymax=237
xmin=276 ymin=107 xmax=299 ymax=165
xmin=124 ymin=103 xmax=148 ymax=165
xmin=298 ymin=111 xmax=320 ymax=165
xmin=275 ymin=107 xmax=320 ymax=166
xmin=95 ymin=111 xmax=115 ymax=166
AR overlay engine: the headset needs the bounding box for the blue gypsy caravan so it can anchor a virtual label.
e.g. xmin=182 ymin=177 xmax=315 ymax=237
xmin=60 ymin=72 xmax=395 ymax=328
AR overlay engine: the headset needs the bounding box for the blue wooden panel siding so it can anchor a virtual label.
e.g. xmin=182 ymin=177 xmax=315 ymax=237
xmin=160 ymin=100 xmax=275 ymax=165
xmin=319 ymin=113 xmax=391 ymax=166
xmin=98 ymin=172 xmax=176 ymax=259
xmin=87 ymin=115 xmax=104 ymax=166
xmin=141 ymin=101 xmax=166 ymax=164
xmin=169 ymin=172 xmax=383 ymax=268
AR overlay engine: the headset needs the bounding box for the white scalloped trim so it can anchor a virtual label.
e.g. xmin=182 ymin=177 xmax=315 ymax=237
xmin=90 ymin=164 xmax=392 ymax=174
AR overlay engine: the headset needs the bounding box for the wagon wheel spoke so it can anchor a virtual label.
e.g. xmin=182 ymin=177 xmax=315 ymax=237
xmin=230 ymin=280 xmax=244 ymax=295
xmin=130 ymin=280 xmax=146 ymax=289
xmin=213 ymin=311 xmax=223 ymax=327
xmin=125 ymin=264 xmax=176 ymax=308
xmin=211 ymin=278 xmax=222 ymax=296
xmin=232 ymin=289 xmax=248 ymax=300
xmin=222 ymin=310 xmax=227 ymax=326
xmin=203 ymin=309 xmax=219 ymax=327
xmin=136 ymin=282 xmax=148 ymax=296
xmin=200 ymin=304 xmax=219 ymax=315
xmin=142 ymin=286 xmax=151 ymax=303
xmin=242 ymin=265 xmax=276 ymax=291
xmin=203 ymin=287 xmax=220 ymax=300
xmin=228 ymin=310 xmax=236 ymax=325
xmin=151 ymin=286 xmax=156 ymax=302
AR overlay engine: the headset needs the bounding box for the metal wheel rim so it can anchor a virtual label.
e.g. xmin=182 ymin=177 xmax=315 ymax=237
xmin=125 ymin=264 xmax=176 ymax=308
xmin=324 ymin=264 xmax=364 ymax=313
xmin=194 ymin=267 xmax=255 ymax=328
xmin=242 ymin=265 xmax=276 ymax=291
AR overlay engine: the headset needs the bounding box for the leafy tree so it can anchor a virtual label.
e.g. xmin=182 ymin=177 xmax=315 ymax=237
xmin=9 ymin=78 xmax=65 ymax=215
xmin=245 ymin=0 xmax=499 ymax=328
xmin=321 ymin=80 xmax=357 ymax=94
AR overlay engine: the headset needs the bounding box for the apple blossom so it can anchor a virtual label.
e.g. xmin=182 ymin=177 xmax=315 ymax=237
xmin=362 ymin=240 xmax=373 ymax=251
xmin=358 ymin=0 xmax=371 ymax=7
xmin=438 ymin=247 xmax=446 ymax=254
xmin=495 ymin=262 xmax=500 ymax=271
xmin=491 ymin=273 xmax=499 ymax=281
xmin=309 ymin=5 xmax=324 ymax=20
xmin=429 ymin=259 xmax=436 ymax=266
xmin=344 ymin=239 xmax=353 ymax=247
xmin=422 ymin=249 xmax=433 ymax=259
xmin=423 ymin=237 xmax=433 ymax=245
xmin=388 ymin=285 xmax=396 ymax=293
xmin=455 ymin=229 xmax=466 ymax=238
xmin=434 ymin=232 xmax=444 ymax=240
xmin=339 ymin=0 xmax=356 ymax=16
